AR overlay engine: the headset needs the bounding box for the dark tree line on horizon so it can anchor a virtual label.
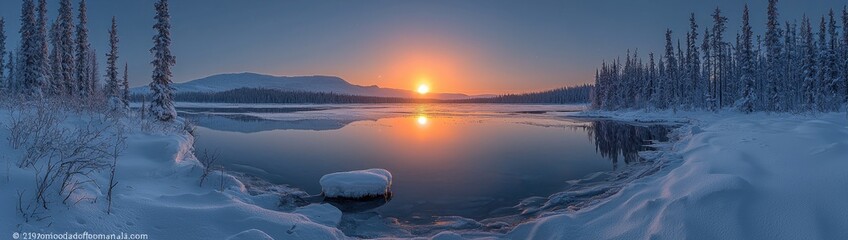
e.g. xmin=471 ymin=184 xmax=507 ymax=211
xmin=452 ymin=84 xmax=592 ymax=104
xmin=592 ymin=0 xmax=848 ymax=113
xmin=131 ymin=84 xmax=593 ymax=104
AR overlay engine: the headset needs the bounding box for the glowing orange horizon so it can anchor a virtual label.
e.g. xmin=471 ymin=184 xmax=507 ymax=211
xmin=272 ymin=30 xmax=577 ymax=95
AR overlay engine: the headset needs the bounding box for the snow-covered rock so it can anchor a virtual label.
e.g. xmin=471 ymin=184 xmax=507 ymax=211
xmin=319 ymin=168 xmax=392 ymax=198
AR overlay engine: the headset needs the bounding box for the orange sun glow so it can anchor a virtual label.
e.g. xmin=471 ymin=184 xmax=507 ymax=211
xmin=417 ymin=84 xmax=430 ymax=94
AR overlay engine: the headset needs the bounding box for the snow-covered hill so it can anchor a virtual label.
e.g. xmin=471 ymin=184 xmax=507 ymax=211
xmin=131 ymin=72 xmax=487 ymax=100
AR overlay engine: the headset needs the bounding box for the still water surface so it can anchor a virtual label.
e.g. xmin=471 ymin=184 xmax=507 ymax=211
xmin=183 ymin=104 xmax=669 ymax=224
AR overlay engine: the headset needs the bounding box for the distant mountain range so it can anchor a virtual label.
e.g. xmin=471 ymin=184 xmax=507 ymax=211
xmin=131 ymin=72 xmax=494 ymax=100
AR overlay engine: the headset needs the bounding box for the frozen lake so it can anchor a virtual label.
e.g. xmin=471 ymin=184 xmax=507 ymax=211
xmin=180 ymin=103 xmax=670 ymax=225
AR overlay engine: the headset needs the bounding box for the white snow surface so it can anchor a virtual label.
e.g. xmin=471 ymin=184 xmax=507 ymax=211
xmin=294 ymin=204 xmax=343 ymax=227
xmin=0 ymin=107 xmax=348 ymax=240
xmin=5 ymin=102 xmax=848 ymax=240
xmin=506 ymin=110 xmax=848 ymax=239
xmin=320 ymin=169 xmax=393 ymax=198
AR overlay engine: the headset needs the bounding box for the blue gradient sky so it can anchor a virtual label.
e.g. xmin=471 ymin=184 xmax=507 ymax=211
xmin=0 ymin=0 xmax=843 ymax=94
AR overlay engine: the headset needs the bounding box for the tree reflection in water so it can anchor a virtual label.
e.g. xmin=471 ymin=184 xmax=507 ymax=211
xmin=587 ymin=120 xmax=671 ymax=170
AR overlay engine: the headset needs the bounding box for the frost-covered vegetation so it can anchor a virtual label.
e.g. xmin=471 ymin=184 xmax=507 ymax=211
xmin=592 ymin=0 xmax=848 ymax=113
xmin=3 ymin=98 xmax=153 ymax=221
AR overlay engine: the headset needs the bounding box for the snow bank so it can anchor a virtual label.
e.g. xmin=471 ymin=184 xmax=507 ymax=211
xmin=0 ymin=107 xmax=349 ymax=239
xmin=320 ymin=168 xmax=393 ymax=198
xmin=507 ymin=110 xmax=848 ymax=239
xmin=294 ymin=204 xmax=343 ymax=227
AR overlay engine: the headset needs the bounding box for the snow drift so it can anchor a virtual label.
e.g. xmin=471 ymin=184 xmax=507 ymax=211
xmin=0 ymin=106 xmax=350 ymax=240
xmin=506 ymin=110 xmax=848 ymax=240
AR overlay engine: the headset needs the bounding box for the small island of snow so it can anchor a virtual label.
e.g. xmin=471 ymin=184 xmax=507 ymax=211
xmin=319 ymin=168 xmax=393 ymax=199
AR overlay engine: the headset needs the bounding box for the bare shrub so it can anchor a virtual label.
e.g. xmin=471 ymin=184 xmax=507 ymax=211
xmin=106 ymin=130 xmax=126 ymax=214
xmin=6 ymin=99 xmax=126 ymax=220
xmin=5 ymin=101 xmax=62 ymax=153
xmin=198 ymin=149 xmax=218 ymax=187
xmin=183 ymin=119 xmax=197 ymax=137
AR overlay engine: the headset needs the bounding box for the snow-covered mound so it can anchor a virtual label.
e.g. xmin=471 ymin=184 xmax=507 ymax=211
xmin=130 ymin=72 xmax=478 ymax=100
xmin=320 ymin=169 xmax=393 ymax=198
xmin=294 ymin=204 xmax=343 ymax=227
xmin=0 ymin=106 xmax=349 ymax=239
xmin=506 ymin=110 xmax=848 ymax=240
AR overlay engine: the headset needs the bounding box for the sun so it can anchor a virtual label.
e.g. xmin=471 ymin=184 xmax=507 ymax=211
xmin=417 ymin=84 xmax=430 ymax=95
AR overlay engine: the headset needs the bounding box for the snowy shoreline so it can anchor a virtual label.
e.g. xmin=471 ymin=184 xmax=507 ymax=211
xmin=4 ymin=104 xmax=847 ymax=239
xmin=0 ymin=106 xmax=350 ymax=239
xmin=506 ymin=110 xmax=848 ymax=239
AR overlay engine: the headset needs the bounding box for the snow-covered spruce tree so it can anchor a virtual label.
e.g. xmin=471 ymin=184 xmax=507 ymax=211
xmin=711 ymin=8 xmax=728 ymax=109
xmin=764 ymin=0 xmax=784 ymax=111
xmin=816 ymin=17 xmax=834 ymax=111
xmin=105 ymin=17 xmax=120 ymax=107
xmin=644 ymin=53 xmax=656 ymax=108
xmin=755 ymin=36 xmax=766 ymax=108
xmin=18 ymin=0 xmax=42 ymax=97
xmin=622 ymin=55 xmax=631 ymax=107
xmin=732 ymin=33 xmax=743 ymax=103
xmin=603 ymin=62 xmax=614 ymax=109
xmin=606 ymin=60 xmax=619 ymax=109
xmin=6 ymin=53 xmax=15 ymax=91
xmin=591 ymin=69 xmax=601 ymax=109
xmin=633 ymin=50 xmax=645 ymax=107
xmin=784 ymin=21 xmax=801 ymax=110
xmin=663 ymin=29 xmax=677 ymax=110
xmin=738 ymin=5 xmax=757 ymax=113
xmin=605 ymin=60 xmax=618 ymax=109
xmin=595 ymin=62 xmax=607 ymax=109
xmin=687 ymin=13 xmax=703 ymax=109
xmin=702 ymin=28 xmax=715 ymax=110
xmin=0 ymin=17 xmax=6 ymax=92
xmin=54 ymin=0 xmax=75 ymax=96
xmin=149 ymin=0 xmax=177 ymax=121
xmin=800 ymin=16 xmax=817 ymax=112
xmin=48 ymin=21 xmax=61 ymax=95
xmin=655 ymin=57 xmax=666 ymax=109
xmin=75 ymin=0 xmax=92 ymax=97
xmin=623 ymin=50 xmax=635 ymax=108
xmin=88 ymin=49 xmax=100 ymax=97
xmin=825 ymin=10 xmax=841 ymax=111
xmin=843 ymin=7 xmax=848 ymax=106
xmin=677 ymin=39 xmax=686 ymax=109
xmin=613 ymin=60 xmax=621 ymax=108
xmin=727 ymin=36 xmax=739 ymax=106
xmin=36 ymin=0 xmax=50 ymax=97
xmin=122 ymin=63 xmax=129 ymax=107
